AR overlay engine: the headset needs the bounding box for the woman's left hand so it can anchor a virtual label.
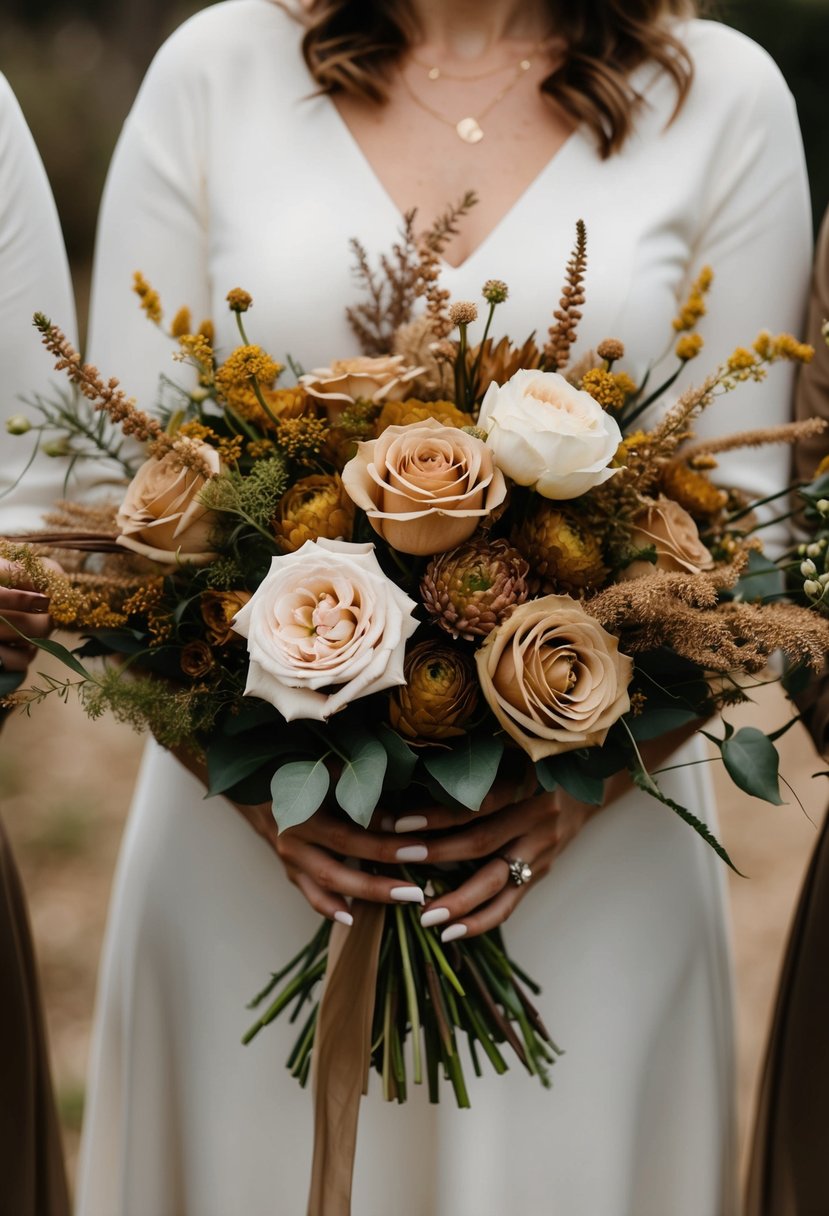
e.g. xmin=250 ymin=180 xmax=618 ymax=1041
xmin=0 ymin=559 xmax=52 ymax=673
xmin=406 ymin=785 xmax=599 ymax=942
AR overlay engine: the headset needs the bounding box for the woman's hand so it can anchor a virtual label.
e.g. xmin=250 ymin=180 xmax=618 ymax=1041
xmin=0 ymin=559 xmax=52 ymax=673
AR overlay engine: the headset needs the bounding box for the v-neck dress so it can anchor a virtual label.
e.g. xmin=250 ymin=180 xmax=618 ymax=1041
xmin=75 ymin=5 xmax=811 ymax=1214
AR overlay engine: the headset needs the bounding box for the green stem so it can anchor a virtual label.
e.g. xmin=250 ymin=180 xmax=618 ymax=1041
xmin=395 ymin=906 xmax=423 ymax=1085
xmin=468 ymin=302 xmax=496 ymax=405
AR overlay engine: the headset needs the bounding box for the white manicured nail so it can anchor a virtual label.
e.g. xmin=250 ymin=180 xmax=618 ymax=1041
xmin=441 ymin=924 xmax=468 ymax=943
xmin=390 ymin=886 xmax=425 ymax=904
xmin=395 ymin=815 xmax=429 ymax=834
xmin=395 ymin=845 xmax=428 ymax=863
xmin=334 ymin=911 xmax=354 ymax=928
xmin=420 ymin=906 xmax=450 ymax=928
xmin=380 ymin=815 xmax=395 ymax=832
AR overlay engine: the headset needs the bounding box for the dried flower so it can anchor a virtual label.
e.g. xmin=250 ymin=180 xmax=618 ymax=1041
xmin=133 ymin=271 xmax=162 ymax=324
xmin=421 ymin=537 xmax=529 ymax=639
xmin=180 ymin=640 xmax=215 ymax=679
xmin=170 ymin=307 xmax=192 ymax=338
xmin=226 ymin=288 xmax=253 ymax=313
xmin=390 ymin=641 xmax=479 ymax=741
xmin=376 ymin=398 xmax=471 ymax=433
xmin=660 ymin=461 xmax=728 ymax=518
xmin=675 ymin=334 xmax=704 ymax=361
xmin=581 ymin=368 xmax=626 ymax=410
xmin=200 ymin=590 xmax=252 ymax=646
xmin=215 ymin=345 xmax=283 ymax=416
xmin=513 ymin=502 xmax=608 ymax=594
xmin=482 ymin=279 xmax=509 ymax=305
xmin=449 ymin=301 xmax=478 ymax=327
xmin=673 ymin=267 xmax=713 ymax=332
xmin=276 ymin=415 xmax=329 ymax=461
xmin=545 ymin=220 xmax=587 ymax=370
xmin=274 ymin=474 xmax=355 ymax=552
xmin=596 ymin=338 xmax=625 ymax=363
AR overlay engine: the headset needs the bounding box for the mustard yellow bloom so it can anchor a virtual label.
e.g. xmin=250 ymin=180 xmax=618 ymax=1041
xmin=132 ymin=271 xmax=162 ymax=324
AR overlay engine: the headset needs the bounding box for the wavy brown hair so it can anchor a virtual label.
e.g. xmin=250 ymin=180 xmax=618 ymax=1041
xmin=289 ymin=0 xmax=700 ymax=158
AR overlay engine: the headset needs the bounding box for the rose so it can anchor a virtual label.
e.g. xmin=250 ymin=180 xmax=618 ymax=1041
xmin=116 ymin=441 xmax=222 ymax=565
xmin=477 ymin=369 xmax=622 ymax=499
xmin=341 ymin=419 xmax=507 ymax=556
xmin=619 ymin=496 xmax=714 ymax=580
xmin=231 ymin=538 xmax=419 ymax=721
xmin=301 ymin=355 xmax=425 ymax=423
xmin=476 ymin=595 xmax=633 ymax=760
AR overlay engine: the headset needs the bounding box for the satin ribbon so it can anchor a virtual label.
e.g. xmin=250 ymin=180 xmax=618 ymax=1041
xmin=306 ymin=900 xmax=386 ymax=1216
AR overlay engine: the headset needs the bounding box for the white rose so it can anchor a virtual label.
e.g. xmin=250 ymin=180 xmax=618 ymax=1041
xmin=478 ymin=369 xmax=622 ymax=499
xmin=231 ymin=538 xmax=419 ymax=722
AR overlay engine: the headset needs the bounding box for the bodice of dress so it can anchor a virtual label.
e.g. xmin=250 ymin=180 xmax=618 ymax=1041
xmin=0 ymin=73 xmax=78 ymax=532
xmin=87 ymin=0 xmax=811 ymax=512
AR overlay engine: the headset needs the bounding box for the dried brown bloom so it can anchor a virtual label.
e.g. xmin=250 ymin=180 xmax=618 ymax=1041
xmin=181 ymin=641 xmax=215 ymax=679
xmin=661 ymin=460 xmax=728 ymax=518
xmin=201 ymin=590 xmax=252 ymax=646
xmin=544 ymin=219 xmax=587 ymax=371
xmin=482 ymin=279 xmax=509 ymax=305
xmin=597 ymin=338 xmax=625 ymax=363
xmin=421 ymin=537 xmax=529 ymax=640
xmin=469 ymin=333 xmax=542 ymax=392
xmin=415 ymin=192 xmax=478 ymax=341
xmin=347 ymin=210 xmax=421 ymax=355
xmin=449 ymin=301 xmax=478 ymax=327
xmin=226 ymin=288 xmax=253 ymax=313
xmin=681 ymin=418 xmax=829 ymax=462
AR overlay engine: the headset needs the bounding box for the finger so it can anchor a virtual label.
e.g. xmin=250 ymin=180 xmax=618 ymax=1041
xmin=291 ymin=809 xmax=428 ymax=866
xmin=0 ymin=588 xmax=50 ymax=614
xmin=419 ymin=856 xmax=510 ymax=932
xmin=289 ymin=868 xmax=354 ymax=926
xmin=0 ymin=610 xmax=52 ymax=640
xmin=276 ymin=837 xmax=424 ymax=906
xmin=387 ymin=778 xmax=539 ymax=835
xmin=457 ymin=848 xmax=556 ymax=940
xmin=422 ymin=797 xmax=551 ymax=864
xmin=0 ymin=642 xmax=37 ymax=671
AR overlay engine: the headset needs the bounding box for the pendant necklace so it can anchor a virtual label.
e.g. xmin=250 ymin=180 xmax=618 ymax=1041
xmin=401 ymin=47 xmax=542 ymax=145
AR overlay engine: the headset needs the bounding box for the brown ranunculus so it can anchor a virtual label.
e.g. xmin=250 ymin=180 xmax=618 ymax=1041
xmin=273 ymin=474 xmax=355 ymax=553
xmin=180 ymin=640 xmax=215 ymax=678
xmin=341 ymin=419 xmax=507 ymax=557
xmin=301 ymin=355 xmax=425 ymax=424
xmin=620 ymin=495 xmax=714 ymax=580
xmin=390 ymin=641 xmax=479 ymax=741
xmin=116 ymin=440 xmax=222 ymax=565
xmin=201 ymin=590 xmax=252 ymax=646
xmin=476 ymin=596 xmax=633 ymax=760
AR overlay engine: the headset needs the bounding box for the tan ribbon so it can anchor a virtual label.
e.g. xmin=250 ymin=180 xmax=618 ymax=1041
xmin=306 ymin=900 xmax=386 ymax=1216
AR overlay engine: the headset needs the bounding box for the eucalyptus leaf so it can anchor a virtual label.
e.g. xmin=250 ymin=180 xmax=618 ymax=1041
xmin=27 ymin=635 xmax=97 ymax=681
xmin=335 ymin=732 xmax=388 ymax=827
xmin=271 ymin=760 xmax=330 ymax=832
xmin=378 ymin=725 xmax=418 ymax=791
xmin=424 ymin=735 xmax=504 ymax=812
xmin=547 ymin=752 xmax=604 ymax=806
xmin=731 ymin=548 xmax=786 ymax=604
xmin=206 ymin=734 xmax=296 ymax=797
xmin=721 ymin=726 xmax=785 ymax=805
xmin=627 ymin=707 xmax=699 ymax=742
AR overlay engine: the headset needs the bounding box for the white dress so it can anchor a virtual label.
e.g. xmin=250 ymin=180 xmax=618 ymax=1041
xmin=0 ymin=73 xmax=78 ymax=532
xmin=75 ymin=6 xmax=811 ymax=1214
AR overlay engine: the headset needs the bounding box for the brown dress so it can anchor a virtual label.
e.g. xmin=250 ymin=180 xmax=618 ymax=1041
xmin=745 ymin=211 xmax=829 ymax=1215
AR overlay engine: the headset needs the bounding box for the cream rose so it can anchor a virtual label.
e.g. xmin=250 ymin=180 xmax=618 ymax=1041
xmin=116 ymin=441 xmax=221 ymax=565
xmin=476 ymin=595 xmax=633 ymax=760
xmin=301 ymin=355 xmax=425 ymax=423
xmin=341 ymin=419 xmax=507 ymax=556
xmin=478 ymin=369 xmax=622 ymax=499
xmin=231 ymin=538 xmax=419 ymax=721
xmin=619 ymin=496 xmax=714 ymax=580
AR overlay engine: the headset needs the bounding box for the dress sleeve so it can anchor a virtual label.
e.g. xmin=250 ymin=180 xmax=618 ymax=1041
xmin=0 ymin=74 xmax=78 ymax=532
xmin=86 ymin=29 xmax=211 ymax=411
xmin=674 ymin=41 xmax=812 ymax=525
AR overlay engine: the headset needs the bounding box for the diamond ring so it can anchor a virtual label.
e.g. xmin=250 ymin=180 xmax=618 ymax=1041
xmin=504 ymin=856 xmax=533 ymax=886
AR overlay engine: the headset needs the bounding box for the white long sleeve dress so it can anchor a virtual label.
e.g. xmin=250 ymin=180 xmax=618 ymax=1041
xmin=75 ymin=6 xmax=811 ymax=1214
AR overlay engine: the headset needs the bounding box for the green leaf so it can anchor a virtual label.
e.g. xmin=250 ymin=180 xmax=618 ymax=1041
xmin=28 ymin=635 xmax=98 ymax=681
xmin=732 ymin=548 xmax=786 ymax=604
xmin=631 ymin=769 xmax=742 ymax=874
xmin=423 ymin=734 xmax=504 ymax=812
xmin=720 ymin=726 xmax=785 ymax=805
xmin=549 ymin=752 xmax=605 ymax=806
xmin=535 ymin=759 xmax=557 ymax=793
xmin=377 ymin=724 xmax=418 ymax=792
xmin=627 ymin=707 xmax=700 ymax=742
xmin=206 ymin=734 xmax=295 ymax=797
xmin=271 ymin=760 xmax=330 ymax=832
xmin=335 ymin=732 xmax=388 ymax=827
xmin=222 ymin=700 xmax=283 ymax=736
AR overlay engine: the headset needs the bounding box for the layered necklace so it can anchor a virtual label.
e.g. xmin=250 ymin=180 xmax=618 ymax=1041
xmin=401 ymin=43 xmax=547 ymax=145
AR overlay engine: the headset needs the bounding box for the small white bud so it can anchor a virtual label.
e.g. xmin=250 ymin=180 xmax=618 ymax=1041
xmin=804 ymin=579 xmax=822 ymax=598
xmin=817 ymin=498 xmax=829 ymax=515
xmin=801 ymin=559 xmax=818 ymax=577
xmin=807 ymin=542 xmax=823 ymax=557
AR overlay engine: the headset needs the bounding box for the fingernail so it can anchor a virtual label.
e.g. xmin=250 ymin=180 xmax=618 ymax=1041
xmin=395 ymin=815 xmax=429 ymax=834
xmin=395 ymin=845 xmax=428 ymax=863
xmin=334 ymin=910 xmax=354 ymax=928
xmin=420 ymin=906 xmax=450 ymax=928
xmin=380 ymin=815 xmax=395 ymax=832
xmin=441 ymin=924 xmax=468 ymax=943
xmin=390 ymin=885 xmax=425 ymax=904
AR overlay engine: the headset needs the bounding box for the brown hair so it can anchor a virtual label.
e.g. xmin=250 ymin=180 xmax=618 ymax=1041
xmin=291 ymin=0 xmax=699 ymax=158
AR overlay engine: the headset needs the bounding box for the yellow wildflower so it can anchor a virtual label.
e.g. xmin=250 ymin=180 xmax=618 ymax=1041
xmin=661 ymin=460 xmax=728 ymax=517
xmin=613 ymin=371 xmax=637 ymax=398
xmin=727 ymin=347 xmax=757 ymax=372
xmin=170 ymin=307 xmax=192 ymax=338
xmin=772 ymin=333 xmax=813 ymax=363
xmin=581 ymin=368 xmax=625 ymax=410
xmin=376 ymin=398 xmax=472 ymax=433
xmin=675 ymin=333 xmax=704 ymax=361
xmin=226 ymin=288 xmax=253 ymax=313
xmin=199 ymin=319 xmax=215 ymax=346
xmin=215 ymin=344 xmax=283 ymax=417
xmin=276 ymin=415 xmax=328 ymax=460
xmin=672 ymin=266 xmax=713 ymax=332
xmin=133 ymin=271 xmax=162 ymax=324
xmin=247 ymin=438 xmax=276 ymax=459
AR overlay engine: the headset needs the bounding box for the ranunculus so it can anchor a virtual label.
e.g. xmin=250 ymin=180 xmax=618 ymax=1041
xmin=341 ymin=419 xmax=507 ymax=556
xmin=231 ymin=538 xmax=419 ymax=721
xmin=478 ymin=368 xmax=622 ymax=499
xmin=389 ymin=641 xmax=479 ymax=741
xmin=619 ymin=496 xmax=714 ymax=580
xmin=476 ymin=595 xmax=633 ymax=760
xmin=201 ymin=590 xmax=252 ymax=646
xmin=116 ymin=440 xmax=222 ymax=565
xmin=301 ymin=355 xmax=425 ymax=423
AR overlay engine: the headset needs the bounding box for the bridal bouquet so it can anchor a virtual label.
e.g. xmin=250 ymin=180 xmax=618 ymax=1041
xmin=3 ymin=205 xmax=827 ymax=1141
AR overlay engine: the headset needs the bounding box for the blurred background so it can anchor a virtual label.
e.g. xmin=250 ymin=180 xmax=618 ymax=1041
xmin=2 ymin=0 xmax=828 ymax=1197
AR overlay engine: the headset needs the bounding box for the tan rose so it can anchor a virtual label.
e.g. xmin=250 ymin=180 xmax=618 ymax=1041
xmin=341 ymin=419 xmax=507 ymax=557
xmin=116 ymin=441 xmax=222 ymax=565
xmin=201 ymin=590 xmax=252 ymax=646
xmin=476 ymin=595 xmax=633 ymax=760
xmin=301 ymin=355 xmax=425 ymax=423
xmin=619 ymin=495 xmax=714 ymax=580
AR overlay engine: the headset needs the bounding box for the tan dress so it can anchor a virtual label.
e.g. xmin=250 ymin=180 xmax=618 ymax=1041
xmin=745 ymin=210 xmax=829 ymax=1215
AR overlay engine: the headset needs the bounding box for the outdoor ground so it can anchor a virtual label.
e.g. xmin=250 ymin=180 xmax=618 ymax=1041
xmin=1 ymin=658 xmax=824 ymax=1198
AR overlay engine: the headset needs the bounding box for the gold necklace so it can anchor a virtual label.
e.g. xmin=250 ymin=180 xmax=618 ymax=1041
xmin=400 ymin=55 xmax=534 ymax=144
xmin=410 ymin=49 xmax=535 ymax=83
